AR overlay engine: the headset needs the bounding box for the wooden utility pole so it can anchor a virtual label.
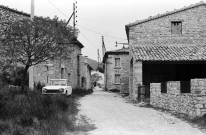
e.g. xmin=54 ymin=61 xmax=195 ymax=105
xmin=97 ymin=49 xmax=100 ymax=69
xmin=102 ymin=36 xmax=106 ymax=58
xmin=29 ymin=0 xmax=35 ymax=89
xmin=31 ymin=0 xmax=34 ymax=20
xmin=73 ymin=2 xmax=76 ymax=38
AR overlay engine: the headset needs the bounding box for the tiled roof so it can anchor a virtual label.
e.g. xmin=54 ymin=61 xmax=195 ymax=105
xmin=106 ymin=47 xmax=129 ymax=53
xmin=126 ymin=1 xmax=206 ymax=27
xmin=0 ymin=5 xmax=41 ymax=19
xmin=71 ymin=38 xmax=84 ymax=48
xmin=132 ymin=45 xmax=206 ymax=61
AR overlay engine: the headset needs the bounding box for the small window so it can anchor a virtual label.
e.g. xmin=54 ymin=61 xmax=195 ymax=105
xmin=171 ymin=21 xmax=182 ymax=34
xmin=115 ymin=58 xmax=120 ymax=67
xmin=115 ymin=74 xmax=120 ymax=84
xmin=161 ymin=82 xmax=167 ymax=93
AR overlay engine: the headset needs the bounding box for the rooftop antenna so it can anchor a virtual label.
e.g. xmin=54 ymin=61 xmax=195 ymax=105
xmin=115 ymin=41 xmax=128 ymax=48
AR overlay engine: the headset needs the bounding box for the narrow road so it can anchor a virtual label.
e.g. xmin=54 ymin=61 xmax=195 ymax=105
xmin=78 ymin=87 xmax=205 ymax=135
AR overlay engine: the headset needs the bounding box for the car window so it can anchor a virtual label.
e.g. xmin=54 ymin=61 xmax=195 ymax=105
xmin=50 ymin=80 xmax=67 ymax=86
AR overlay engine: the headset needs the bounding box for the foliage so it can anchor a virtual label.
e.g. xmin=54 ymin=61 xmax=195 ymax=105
xmin=0 ymin=86 xmax=78 ymax=134
xmin=96 ymin=65 xmax=104 ymax=73
xmin=72 ymin=88 xmax=93 ymax=97
xmin=91 ymin=73 xmax=102 ymax=85
xmin=0 ymin=67 xmax=29 ymax=87
xmin=0 ymin=17 xmax=76 ymax=90
xmin=34 ymin=81 xmax=45 ymax=92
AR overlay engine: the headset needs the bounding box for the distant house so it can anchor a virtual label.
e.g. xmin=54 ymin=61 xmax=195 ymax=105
xmin=125 ymin=1 xmax=206 ymax=100
xmin=103 ymin=47 xmax=129 ymax=93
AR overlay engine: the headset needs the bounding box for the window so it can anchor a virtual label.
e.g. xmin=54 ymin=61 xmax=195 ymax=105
xmin=171 ymin=21 xmax=182 ymax=34
xmin=115 ymin=58 xmax=120 ymax=67
xmin=161 ymin=82 xmax=167 ymax=93
xmin=115 ymin=74 xmax=120 ymax=84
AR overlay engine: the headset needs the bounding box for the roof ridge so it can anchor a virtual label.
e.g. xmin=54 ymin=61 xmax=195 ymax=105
xmin=0 ymin=4 xmax=44 ymax=19
xmin=126 ymin=1 xmax=206 ymax=27
xmin=0 ymin=5 xmax=30 ymax=17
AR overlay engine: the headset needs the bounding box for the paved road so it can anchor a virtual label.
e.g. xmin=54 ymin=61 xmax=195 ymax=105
xmin=78 ymin=87 xmax=205 ymax=135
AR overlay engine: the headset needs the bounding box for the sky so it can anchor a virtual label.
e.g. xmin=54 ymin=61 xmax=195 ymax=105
xmin=0 ymin=0 xmax=204 ymax=61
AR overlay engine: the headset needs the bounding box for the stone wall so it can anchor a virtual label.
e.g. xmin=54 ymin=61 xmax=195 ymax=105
xmin=150 ymin=79 xmax=206 ymax=117
xmin=105 ymin=53 xmax=129 ymax=93
xmin=81 ymin=57 xmax=92 ymax=90
xmin=32 ymin=45 xmax=82 ymax=89
xmin=129 ymin=5 xmax=206 ymax=46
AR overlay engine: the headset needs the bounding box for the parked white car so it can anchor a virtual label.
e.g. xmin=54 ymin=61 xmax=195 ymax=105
xmin=42 ymin=79 xmax=72 ymax=96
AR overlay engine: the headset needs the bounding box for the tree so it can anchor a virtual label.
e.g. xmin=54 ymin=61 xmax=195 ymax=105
xmin=0 ymin=17 xmax=76 ymax=91
xmin=91 ymin=73 xmax=102 ymax=86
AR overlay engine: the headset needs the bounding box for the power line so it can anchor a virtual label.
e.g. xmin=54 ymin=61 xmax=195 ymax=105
xmin=46 ymin=0 xmax=127 ymax=41
xmin=47 ymin=0 xmax=70 ymax=19
xmin=46 ymin=0 xmax=123 ymax=51
xmin=79 ymin=31 xmax=114 ymax=51
xmin=79 ymin=31 xmax=98 ymax=48
xmin=77 ymin=24 xmax=127 ymax=40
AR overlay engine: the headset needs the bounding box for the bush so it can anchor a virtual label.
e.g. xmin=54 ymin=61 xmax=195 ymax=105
xmin=72 ymin=88 xmax=93 ymax=97
xmin=0 ymin=86 xmax=78 ymax=134
xmin=0 ymin=120 xmax=10 ymax=133
xmin=34 ymin=81 xmax=45 ymax=92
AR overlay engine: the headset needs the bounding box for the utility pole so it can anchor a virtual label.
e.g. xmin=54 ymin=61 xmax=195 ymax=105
xmin=73 ymin=1 xmax=77 ymax=38
xmin=97 ymin=49 xmax=100 ymax=69
xmin=29 ymin=0 xmax=35 ymax=89
xmin=102 ymin=36 xmax=106 ymax=58
xmin=73 ymin=3 xmax=76 ymax=30
xmin=31 ymin=0 xmax=34 ymax=20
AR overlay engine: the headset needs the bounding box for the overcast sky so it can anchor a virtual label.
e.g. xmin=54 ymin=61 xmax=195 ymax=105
xmin=1 ymin=0 xmax=204 ymax=61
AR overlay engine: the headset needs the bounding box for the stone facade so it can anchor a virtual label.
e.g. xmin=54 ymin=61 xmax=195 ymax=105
xmin=103 ymin=48 xmax=129 ymax=93
xmin=127 ymin=2 xmax=206 ymax=46
xmin=126 ymin=2 xmax=206 ymax=100
xmin=30 ymin=44 xmax=84 ymax=89
xmin=150 ymin=79 xmax=206 ymax=117
xmin=80 ymin=57 xmax=92 ymax=90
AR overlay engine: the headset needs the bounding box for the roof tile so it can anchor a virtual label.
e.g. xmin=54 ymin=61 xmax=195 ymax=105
xmin=132 ymin=45 xmax=206 ymax=61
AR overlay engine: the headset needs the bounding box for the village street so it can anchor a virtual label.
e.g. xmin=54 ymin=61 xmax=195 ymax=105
xmin=76 ymin=87 xmax=205 ymax=135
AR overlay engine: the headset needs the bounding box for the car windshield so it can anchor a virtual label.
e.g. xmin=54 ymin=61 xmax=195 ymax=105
xmin=50 ymin=80 xmax=66 ymax=86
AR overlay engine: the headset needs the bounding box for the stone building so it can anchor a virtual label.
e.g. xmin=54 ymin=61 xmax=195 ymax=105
xmin=81 ymin=57 xmax=93 ymax=90
xmin=0 ymin=5 xmax=88 ymax=89
xmin=125 ymin=1 xmax=206 ymax=100
xmin=103 ymin=47 xmax=129 ymax=93
xmin=29 ymin=39 xmax=85 ymax=89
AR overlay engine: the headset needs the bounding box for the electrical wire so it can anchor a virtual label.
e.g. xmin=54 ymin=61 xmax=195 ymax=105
xmin=79 ymin=32 xmax=98 ymax=48
xmin=47 ymin=0 xmax=127 ymax=41
xmin=46 ymin=0 xmax=126 ymax=50
xmin=77 ymin=24 xmax=127 ymax=40
xmin=79 ymin=31 xmax=114 ymax=51
xmin=47 ymin=0 xmax=70 ymax=19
